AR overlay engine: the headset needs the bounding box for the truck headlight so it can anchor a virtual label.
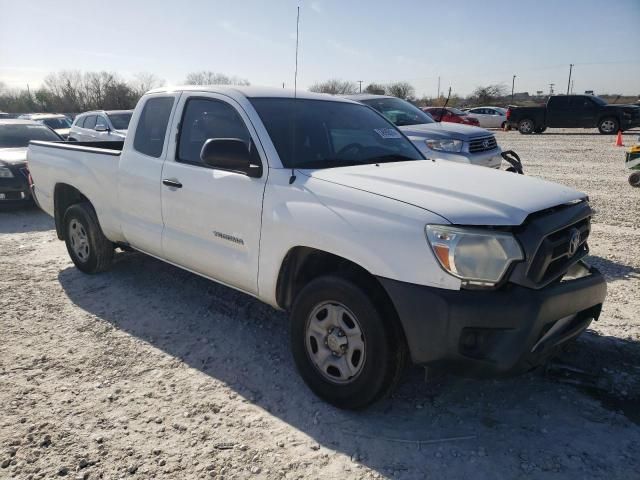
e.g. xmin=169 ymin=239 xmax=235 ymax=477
xmin=426 ymin=225 xmax=523 ymax=286
xmin=425 ymin=138 xmax=463 ymax=152
xmin=0 ymin=167 xmax=14 ymax=178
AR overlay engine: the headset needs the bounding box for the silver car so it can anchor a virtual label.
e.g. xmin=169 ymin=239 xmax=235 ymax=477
xmin=345 ymin=95 xmax=503 ymax=169
xmin=464 ymin=106 xmax=507 ymax=129
xmin=68 ymin=110 xmax=133 ymax=142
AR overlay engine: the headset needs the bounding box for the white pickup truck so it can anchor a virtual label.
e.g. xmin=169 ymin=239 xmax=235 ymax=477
xmin=28 ymin=86 xmax=607 ymax=409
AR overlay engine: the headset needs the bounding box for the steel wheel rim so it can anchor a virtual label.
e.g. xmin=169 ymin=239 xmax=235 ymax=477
xmin=601 ymin=120 xmax=615 ymax=133
xmin=520 ymin=120 xmax=533 ymax=133
xmin=305 ymin=301 xmax=366 ymax=384
xmin=69 ymin=219 xmax=90 ymax=262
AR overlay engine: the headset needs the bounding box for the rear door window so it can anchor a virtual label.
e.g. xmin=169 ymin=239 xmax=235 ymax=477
xmin=133 ymin=97 xmax=175 ymax=158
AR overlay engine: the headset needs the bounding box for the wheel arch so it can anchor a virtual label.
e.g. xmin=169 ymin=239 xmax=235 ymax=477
xmin=53 ymin=183 xmax=90 ymax=240
xmin=275 ymin=247 xmax=399 ymax=321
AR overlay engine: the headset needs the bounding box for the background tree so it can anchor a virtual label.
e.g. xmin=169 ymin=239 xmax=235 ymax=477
xmin=184 ymin=71 xmax=250 ymax=86
xmin=364 ymin=83 xmax=386 ymax=95
xmin=130 ymin=72 xmax=164 ymax=96
xmin=471 ymin=84 xmax=507 ymax=105
xmin=308 ymin=79 xmax=357 ymax=95
xmin=386 ymin=82 xmax=415 ymax=100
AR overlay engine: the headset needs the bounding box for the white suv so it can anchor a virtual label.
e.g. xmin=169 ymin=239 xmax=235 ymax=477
xmin=68 ymin=110 xmax=133 ymax=142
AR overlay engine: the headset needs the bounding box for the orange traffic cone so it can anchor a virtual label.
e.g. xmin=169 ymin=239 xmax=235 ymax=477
xmin=615 ymin=130 xmax=624 ymax=147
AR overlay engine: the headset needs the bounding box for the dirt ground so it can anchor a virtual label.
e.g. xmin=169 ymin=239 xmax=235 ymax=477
xmin=1 ymin=129 xmax=639 ymax=480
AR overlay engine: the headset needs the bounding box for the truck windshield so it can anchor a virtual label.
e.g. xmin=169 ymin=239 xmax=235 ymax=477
xmin=106 ymin=112 xmax=132 ymax=130
xmin=360 ymin=97 xmax=435 ymax=126
xmin=0 ymin=124 xmax=61 ymax=147
xmin=249 ymin=98 xmax=423 ymax=169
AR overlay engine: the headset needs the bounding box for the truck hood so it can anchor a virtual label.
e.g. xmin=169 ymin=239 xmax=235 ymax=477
xmin=305 ymin=160 xmax=585 ymax=226
xmin=0 ymin=147 xmax=27 ymax=165
xmin=399 ymin=122 xmax=491 ymax=141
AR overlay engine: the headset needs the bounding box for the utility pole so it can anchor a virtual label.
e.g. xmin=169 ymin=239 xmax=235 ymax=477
xmin=437 ymin=76 xmax=440 ymax=98
xmin=567 ymin=64 xmax=573 ymax=95
xmin=570 ymin=80 xmax=574 ymax=94
xmin=549 ymin=83 xmax=555 ymax=95
xmin=357 ymin=80 xmax=363 ymax=93
xmin=511 ymin=75 xmax=516 ymax=103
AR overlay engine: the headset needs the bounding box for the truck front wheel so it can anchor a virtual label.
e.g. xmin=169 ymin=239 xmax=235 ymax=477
xmin=598 ymin=117 xmax=619 ymax=134
xmin=518 ymin=119 xmax=535 ymax=134
xmin=290 ymin=275 xmax=407 ymax=409
xmin=63 ymin=202 xmax=114 ymax=273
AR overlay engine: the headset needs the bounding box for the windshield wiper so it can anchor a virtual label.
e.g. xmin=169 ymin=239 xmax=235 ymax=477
xmin=295 ymin=159 xmax=365 ymax=169
xmin=367 ymin=154 xmax=416 ymax=164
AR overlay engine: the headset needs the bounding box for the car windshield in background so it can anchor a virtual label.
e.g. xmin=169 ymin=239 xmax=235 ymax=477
xmin=361 ymin=97 xmax=434 ymax=126
xmin=107 ymin=112 xmax=132 ymax=130
xmin=42 ymin=118 xmax=72 ymax=129
xmin=0 ymin=124 xmax=61 ymax=148
xmin=449 ymin=108 xmax=467 ymax=115
xmin=249 ymin=98 xmax=423 ymax=169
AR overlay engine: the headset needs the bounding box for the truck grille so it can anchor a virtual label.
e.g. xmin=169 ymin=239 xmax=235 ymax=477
xmin=526 ymin=217 xmax=591 ymax=285
xmin=468 ymin=135 xmax=497 ymax=153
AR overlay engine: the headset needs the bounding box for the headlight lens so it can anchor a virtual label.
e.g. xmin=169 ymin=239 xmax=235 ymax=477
xmin=426 ymin=225 xmax=523 ymax=286
xmin=425 ymin=138 xmax=463 ymax=152
xmin=0 ymin=167 xmax=14 ymax=178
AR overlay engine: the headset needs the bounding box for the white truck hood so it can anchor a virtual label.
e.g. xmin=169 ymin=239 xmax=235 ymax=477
xmin=0 ymin=147 xmax=27 ymax=165
xmin=399 ymin=122 xmax=491 ymax=141
xmin=305 ymin=160 xmax=585 ymax=226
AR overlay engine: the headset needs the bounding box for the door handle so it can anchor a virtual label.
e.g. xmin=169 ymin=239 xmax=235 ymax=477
xmin=162 ymin=179 xmax=183 ymax=188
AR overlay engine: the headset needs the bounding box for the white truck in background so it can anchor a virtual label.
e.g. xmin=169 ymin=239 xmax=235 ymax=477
xmin=27 ymin=86 xmax=606 ymax=409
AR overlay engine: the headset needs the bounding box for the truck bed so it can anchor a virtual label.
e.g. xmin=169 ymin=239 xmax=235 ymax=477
xmin=30 ymin=140 xmax=124 ymax=154
xmin=27 ymin=140 xmax=126 ymax=243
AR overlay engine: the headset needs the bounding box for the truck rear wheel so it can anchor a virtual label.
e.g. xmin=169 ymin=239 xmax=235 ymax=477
xmin=629 ymin=172 xmax=640 ymax=187
xmin=63 ymin=202 xmax=114 ymax=273
xmin=290 ymin=275 xmax=407 ymax=409
xmin=518 ymin=119 xmax=535 ymax=134
xmin=598 ymin=117 xmax=619 ymax=134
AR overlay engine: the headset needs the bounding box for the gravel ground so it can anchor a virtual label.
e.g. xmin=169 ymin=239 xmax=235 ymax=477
xmin=1 ymin=128 xmax=639 ymax=480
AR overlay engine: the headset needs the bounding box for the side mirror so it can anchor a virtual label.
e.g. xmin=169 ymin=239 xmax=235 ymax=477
xmin=95 ymin=124 xmax=109 ymax=132
xmin=200 ymin=138 xmax=262 ymax=178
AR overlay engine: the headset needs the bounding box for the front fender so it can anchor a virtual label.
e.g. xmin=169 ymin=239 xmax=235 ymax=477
xmin=257 ymin=169 xmax=460 ymax=307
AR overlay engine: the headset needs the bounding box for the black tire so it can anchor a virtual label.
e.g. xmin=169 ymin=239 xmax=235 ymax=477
xmin=534 ymin=126 xmax=547 ymax=134
xmin=629 ymin=172 xmax=640 ymax=188
xmin=501 ymin=121 xmax=507 ymax=130
xmin=290 ymin=275 xmax=407 ymax=410
xmin=518 ymin=119 xmax=535 ymax=134
xmin=63 ymin=202 xmax=114 ymax=273
xmin=598 ymin=117 xmax=619 ymax=135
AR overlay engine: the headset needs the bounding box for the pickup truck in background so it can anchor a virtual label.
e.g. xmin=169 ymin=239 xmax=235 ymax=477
xmin=28 ymin=86 xmax=607 ymax=409
xmin=507 ymin=95 xmax=640 ymax=134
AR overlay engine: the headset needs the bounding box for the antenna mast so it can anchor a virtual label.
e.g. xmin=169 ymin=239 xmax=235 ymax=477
xmin=289 ymin=5 xmax=300 ymax=184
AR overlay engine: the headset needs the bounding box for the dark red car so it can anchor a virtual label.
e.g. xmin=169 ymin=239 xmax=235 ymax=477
xmin=422 ymin=107 xmax=480 ymax=126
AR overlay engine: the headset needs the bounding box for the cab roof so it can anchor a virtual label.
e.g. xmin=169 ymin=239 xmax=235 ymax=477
xmin=146 ymin=85 xmax=358 ymax=103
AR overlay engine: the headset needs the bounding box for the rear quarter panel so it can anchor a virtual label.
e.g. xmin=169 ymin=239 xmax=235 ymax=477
xmin=27 ymin=143 xmax=125 ymax=242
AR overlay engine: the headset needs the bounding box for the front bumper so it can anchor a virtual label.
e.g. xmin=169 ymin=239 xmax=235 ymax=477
xmin=0 ymin=173 xmax=32 ymax=206
xmin=378 ymin=261 xmax=606 ymax=376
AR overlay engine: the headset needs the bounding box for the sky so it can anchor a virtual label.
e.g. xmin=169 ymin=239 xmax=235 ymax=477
xmin=1 ymin=0 xmax=639 ymax=97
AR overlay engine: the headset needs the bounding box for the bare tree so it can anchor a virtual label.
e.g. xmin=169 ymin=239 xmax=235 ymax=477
xmin=386 ymin=82 xmax=415 ymax=100
xmin=471 ymin=84 xmax=507 ymax=105
xmin=364 ymin=83 xmax=386 ymax=95
xmin=308 ymin=79 xmax=357 ymax=95
xmin=130 ymin=72 xmax=164 ymax=96
xmin=184 ymin=71 xmax=250 ymax=86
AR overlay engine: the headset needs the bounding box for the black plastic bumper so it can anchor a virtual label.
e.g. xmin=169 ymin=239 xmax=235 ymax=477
xmin=378 ymin=262 xmax=606 ymax=377
xmin=0 ymin=176 xmax=32 ymax=206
